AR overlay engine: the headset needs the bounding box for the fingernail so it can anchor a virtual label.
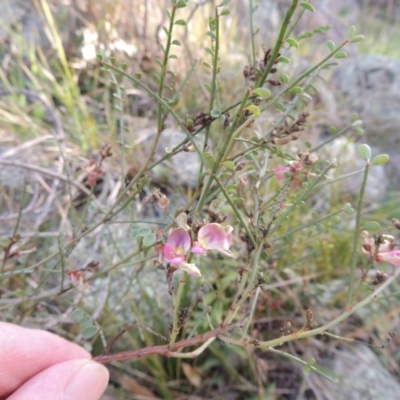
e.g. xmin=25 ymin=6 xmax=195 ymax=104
xmin=63 ymin=361 xmax=109 ymax=400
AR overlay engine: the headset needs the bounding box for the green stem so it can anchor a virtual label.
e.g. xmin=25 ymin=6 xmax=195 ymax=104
xmin=169 ymin=272 xmax=187 ymax=348
xmin=257 ymin=0 xmax=299 ymax=88
xmin=222 ymin=248 xmax=262 ymax=327
xmin=249 ymin=0 xmax=257 ymax=66
xmin=220 ymin=266 xmax=400 ymax=348
xmin=266 ymin=347 xmax=337 ymax=383
xmin=271 ymin=208 xmax=343 ymax=243
xmin=214 ymin=176 xmax=257 ymax=247
xmin=241 ymin=286 xmax=260 ymax=339
xmin=195 ymin=91 xmax=250 ymax=214
xmin=268 ymin=162 xmax=333 ymax=236
xmin=156 ymin=4 xmax=177 ymax=133
xmin=346 ymin=162 xmax=370 ymax=307
xmin=311 ymin=125 xmax=353 ymax=153
xmin=197 ymin=7 xmax=220 ymax=188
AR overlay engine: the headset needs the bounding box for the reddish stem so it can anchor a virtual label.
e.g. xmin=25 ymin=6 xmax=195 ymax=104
xmin=93 ymin=324 xmax=234 ymax=364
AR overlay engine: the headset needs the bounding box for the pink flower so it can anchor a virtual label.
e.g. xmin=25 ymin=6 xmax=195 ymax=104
xmin=273 ymin=166 xmax=289 ymax=180
xmin=163 ymin=227 xmax=191 ymax=266
xmin=192 ymin=223 xmax=236 ymax=258
xmin=273 ymin=161 xmax=304 ymax=181
xmin=376 ymin=250 xmax=400 ymax=266
xmin=192 ymin=223 xmax=226 ymax=254
xmin=361 ymin=233 xmax=395 ymax=258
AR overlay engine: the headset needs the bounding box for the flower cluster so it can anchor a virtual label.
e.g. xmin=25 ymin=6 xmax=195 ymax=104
xmin=273 ymin=152 xmax=318 ymax=187
xmin=273 ymin=161 xmax=303 ymax=181
xmin=162 ymin=213 xmax=236 ymax=277
xmin=361 ymin=232 xmax=400 ymax=266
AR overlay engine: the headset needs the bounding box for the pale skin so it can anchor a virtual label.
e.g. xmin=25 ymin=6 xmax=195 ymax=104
xmin=0 ymin=322 xmax=109 ymax=400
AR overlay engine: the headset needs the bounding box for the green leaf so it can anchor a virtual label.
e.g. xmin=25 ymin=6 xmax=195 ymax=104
xmin=206 ymin=31 xmax=216 ymax=40
xmin=162 ymin=27 xmax=169 ymax=36
xmin=143 ymin=234 xmax=156 ymax=246
xmin=280 ymin=73 xmax=289 ymax=84
xmin=71 ymin=309 xmax=86 ymax=322
xmin=253 ymin=87 xmax=271 ymax=99
xmin=273 ymin=102 xmax=286 ymax=112
xmin=169 ymin=54 xmax=178 ymax=59
xmin=137 ymin=227 xmax=152 ymax=237
xmin=220 ymin=6 xmax=230 ymax=15
xmin=278 ymin=56 xmax=290 ymax=64
xmin=358 ymin=144 xmax=371 ymax=161
xmin=233 ymin=197 xmax=244 ymax=206
xmin=226 ymin=183 xmax=237 ymax=192
xmin=286 ymin=37 xmax=299 ymax=48
xmin=350 ymin=34 xmax=364 ymax=43
xmin=352 ymin=120 xmax=362 ymax=127
xmin=209 ymin=109 xmax=220 ymax=118
xmin=299 ymin=31 xmax=313 ymax=40
xmin=308 ymin=357 xmax=316 ymax=366
xmin=220 ymin=172 xmax=231 ymax=179
xmin=203 ymin=152 xmax=215 ymax=169
xmin=175 ymin=0 xmax=187 ymax=8
xmin=290 ymin=86 xmax=303 ymax=93
xmin=205 ymin=47 xmax=215 ymax=57
xmin=322 ymin=62 xmax=338 ymax=69
xmin=349 ymin=25 xmax=356 ymax=37
xmin=81 ymin=325 xmax=99 ymax=339
xmin=246 ymin=105 xmax=260 ymax=116
xmin=335 ymin=51 xmax=347 ymax=59
xmin=171 ymin=39 xmax=181 ymax=46
xmin=175 ymin=19 xmax=186 ymax=26
xmin=130 ymin=226 xmax=140 ymax=238
xmin=343 ymin=203 xmax=354 ymax=214
xmin=204 ymin=83 xmax=212 ymax=92
xmin=223 ymin=161 xmax=235 ymax=171
xmin=79 ymin=316 xmax=93 ymax=329
xmin=354 ymin=127 xmax=364 ymax=136
xmin=300 ymin=2 xmax=315 ymax=12
xmin=327 ymin=40 xmax=335 ymax=51
xmin=329 ymin=126 xmax=337 ymax=134
xmin=371 ymin=154 xmax=389 ymax=165
xmin=363 ymin=221 xmax=381 ymax=232
xmin=203 ymin=61 xmax=212 ymax=69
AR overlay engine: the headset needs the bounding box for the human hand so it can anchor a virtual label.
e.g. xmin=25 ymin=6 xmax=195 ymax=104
xmin=0 ymin=322 xmax=109 ymax=400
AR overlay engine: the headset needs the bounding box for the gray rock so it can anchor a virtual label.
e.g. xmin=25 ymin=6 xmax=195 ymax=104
xmin=331 ymin=55 xmax=400 ymax=187
xmin=310 ymin=344 xmax=400 ymax=400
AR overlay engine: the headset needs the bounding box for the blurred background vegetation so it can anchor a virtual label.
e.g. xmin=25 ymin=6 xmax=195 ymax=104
xmin=0 ymin=0 xmax=400 ymax=399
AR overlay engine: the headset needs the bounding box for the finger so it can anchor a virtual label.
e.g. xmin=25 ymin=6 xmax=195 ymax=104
xmin=7 ymin=359 xmax=109 ymax=400
xmin=0 ymin=322 xmax=90 ymax=397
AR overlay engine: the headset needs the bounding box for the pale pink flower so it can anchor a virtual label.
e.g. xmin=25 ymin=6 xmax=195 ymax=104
xmin=273 ymin=166 xmax=289 ymax=180
xmin=273 ymin=161 xmax=304 ymax=181
xmin=361 ymin=233 xmax=395 ymax=257
xmin=192 ymin=223 xmax=236 ymax=258
xmin=376 ymin=250 xmax=400 ymax=266
xmin=192 ymin=223 xmax=226 ymax=254
xmin=163 ymin=227 xmax=191 ymax=266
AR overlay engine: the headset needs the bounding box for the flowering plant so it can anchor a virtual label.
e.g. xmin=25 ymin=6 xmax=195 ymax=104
xmin=162 ymin=213 xmax=236 ymax=277
xmin=361 ymin=232 xmax=400 ymax=266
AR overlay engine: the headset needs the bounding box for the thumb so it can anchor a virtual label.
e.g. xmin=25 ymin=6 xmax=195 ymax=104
xmin=8 ymin=359 xmax=109 ymax=400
